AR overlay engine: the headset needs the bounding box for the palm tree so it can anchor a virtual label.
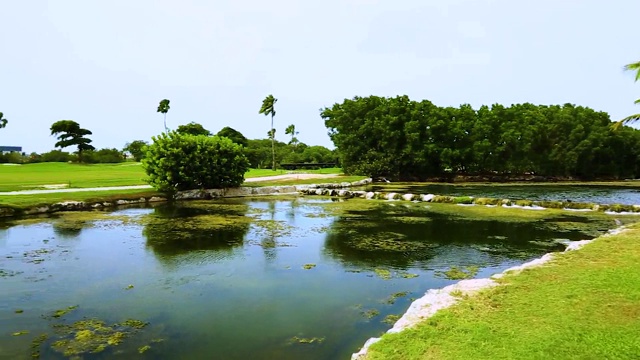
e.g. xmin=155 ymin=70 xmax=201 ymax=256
xmin=259 ymin=95 xmax=278 ymax=170
xmin=0 ymin=112 xmax=7 ymax=129
xmin=285 ymin=124 xmax=299 ymax=148
xmin=613 ymin=61 xmax=640 ymax=130
xmin=157 ymin=99 xmax=171 ymax=133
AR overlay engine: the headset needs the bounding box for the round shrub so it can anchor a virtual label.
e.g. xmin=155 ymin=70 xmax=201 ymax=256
xmin=142 ymin=132 xmax=250 ymax=193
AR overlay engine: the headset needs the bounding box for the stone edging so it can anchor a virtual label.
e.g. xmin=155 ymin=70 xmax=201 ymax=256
xmin=350 ymin=226 xmax=628 ymax=360
xmin=0 ymin=178 xmax=373 ymax=218
xmin=298 ymin=189 xmax=640 ymax=214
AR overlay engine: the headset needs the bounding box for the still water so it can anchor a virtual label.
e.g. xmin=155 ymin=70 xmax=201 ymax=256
xmin=0 ymin=198 xmax=617 ymax=359
xmin=364 ymin=183 xmax=640 ymax=205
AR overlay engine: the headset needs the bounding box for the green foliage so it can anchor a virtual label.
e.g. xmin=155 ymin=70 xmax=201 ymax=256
xmin=175 ymin=122 xmax=211 ymax=136
xmin=83 ymin=148 xmax=125 ymax=164
xmin=157 ymin=99 xmax=170 ymax=133
xmin=39 ymin=150 xmax=74 ymax=163
xmin=285 ymin=124 xmax=299 ymax=147
xmin=123 ymin=140 xmax=148 ymax=161
xmin=0 ymin=111 xmax=7 ymax=129
xmin=259 ymin=94 xmax=278 ymax=170
xmin=49 ymin=120 xmax=95 ymax=163
xmin=323 ymin=96 xmax=640 ymax=180
xmin=615 ymin=60 xmax=640 ymax=128
xmin=216 ymin=126 xmax=248 ymax=147
xmin=142 ymin=132 xmax=250 ymax=193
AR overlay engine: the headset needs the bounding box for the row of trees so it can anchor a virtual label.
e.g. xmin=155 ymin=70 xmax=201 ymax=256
xmin=323 ymin=96 xmax=640 ymax=180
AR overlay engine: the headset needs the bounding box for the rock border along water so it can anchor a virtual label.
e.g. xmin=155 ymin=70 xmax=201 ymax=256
xmin=297 ymin=188 xmax=640 ymax=215
xmin=350 ymin=226 xmax=629 ymax=360
xmin=0 ymin=179 xmax=373 ymax=218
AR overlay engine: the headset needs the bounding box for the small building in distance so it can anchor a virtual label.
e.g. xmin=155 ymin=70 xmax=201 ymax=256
xmin=0 ymin=146 xmax=22 ymax=153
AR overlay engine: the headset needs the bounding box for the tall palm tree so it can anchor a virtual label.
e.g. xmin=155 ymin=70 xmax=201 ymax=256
xmin=285 ymin=124 xmax=299 ymax=148
xmin=0 ymin=112 xmax=7 ymax=129
xmin=259 ymin=94 xmax=278 ymax=170
xmin=157 ymin=99 xmax=171 ymax=133
xmin=613 ymin=61 xmax=640 ymax=130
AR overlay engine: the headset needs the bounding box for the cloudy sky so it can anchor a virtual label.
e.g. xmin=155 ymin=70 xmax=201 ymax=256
xmin=1 ymin=0 xmax=638 ymax=153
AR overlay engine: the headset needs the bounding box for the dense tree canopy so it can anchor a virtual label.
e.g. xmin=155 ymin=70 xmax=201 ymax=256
xmin=50 ymin=120 xmax=95 ymax=163
xmin=142 ymin=132 xmax=249 ymax=193
xmin=216 ymin=126 xmax=248 ymax=147
xmin=175 ymin=122 xmax=212 ymax=136
xmin=123 ymin=140 xmax=148 ymax=161
xmin=323 ymin=96 xmax=640 ymax=180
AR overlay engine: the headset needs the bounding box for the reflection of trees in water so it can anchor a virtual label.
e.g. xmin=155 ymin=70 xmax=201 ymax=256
xmin=52 ymin=221 xmax=85 ymax=239
xmin=260 ymin=201 xmax=278 ymax=263
xmin=143 ymin=202 xmax=251 ymax=267
xmin=323 ymin=207 xmax=569 ymax=270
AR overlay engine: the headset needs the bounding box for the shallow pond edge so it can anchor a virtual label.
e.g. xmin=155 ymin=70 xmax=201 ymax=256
xmin=0 ymin=179 xmax=373 ymax=219
xmin=350 ymin=225 xmax=629 ymax=360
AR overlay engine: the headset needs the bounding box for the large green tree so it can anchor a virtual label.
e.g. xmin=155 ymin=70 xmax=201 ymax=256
xmin=216 ymin=126 xmax=248 ymax=147
xmin=157 ymin=99 xmax=171 ymax=133
xmin=50 ymin=120 xmax=95 ymax=163
xmin=0 ymin=112 xmax=7 ymax=129
xmin=259 ymin=94 xmax=278 ymax=170
xmin=142 ymin=132 xmax=250 ymax=194
xmin=323 ymin=95 xmax=640 ymax=180
xmin=123 ymin=140 xmax=148 ymax=161
xmin=175 ymin=122 xmax=211 ymax=136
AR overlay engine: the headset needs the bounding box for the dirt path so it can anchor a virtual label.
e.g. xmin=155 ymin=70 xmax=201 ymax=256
xmin=0 ymin=173 xmax=340 ymax=195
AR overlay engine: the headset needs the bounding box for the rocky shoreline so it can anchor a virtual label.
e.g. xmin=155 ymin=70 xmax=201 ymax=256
xmin=0 ymin=179 xmax=373 ymax=218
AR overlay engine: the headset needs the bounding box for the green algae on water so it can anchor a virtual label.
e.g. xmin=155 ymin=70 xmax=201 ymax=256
xmin=47 ymin=317 xmax=149 ymax=358
xmin=362 ymin=309 xmax=380 ymax=319
xmin=138 ymin=345 xmax=152 ymax=353
xmin=50 ymin=305 xmax=79 ymax=319
xmin=384 ymin=291 xmax=409 ymax=304
xmin=302 ymin=263 xmax=316 ymax=270
xmin=374 ymin=268 xmax=392 ymax=280
xmin=382 ymin=314 xmax=401 ymax=325
xmin=436 ymin=266 xmax=479 ymax=280
xmin=289 ymin=336 xmax=325 ymax=344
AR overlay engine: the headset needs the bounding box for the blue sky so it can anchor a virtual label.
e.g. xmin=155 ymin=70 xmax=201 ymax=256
xmin=1 ymin=0 xmax=638 ymax=153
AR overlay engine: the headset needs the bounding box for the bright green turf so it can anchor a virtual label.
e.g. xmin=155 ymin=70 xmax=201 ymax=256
xmin=366 ymin=224 xmax=640 ymax=360
xmin=0 ymin=163 xmax=344 ymax=192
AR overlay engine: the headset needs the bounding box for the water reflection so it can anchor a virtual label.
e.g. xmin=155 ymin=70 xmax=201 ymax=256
xmin=323 ymin=203 xmax=581 ymax=270
xmin=143 ymin=202 xmax=251 ymax=266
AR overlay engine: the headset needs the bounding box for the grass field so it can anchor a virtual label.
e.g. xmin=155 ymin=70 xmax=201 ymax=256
xmin=0 ymin=189 xmax=161 ymax=208
xmin=0 ymin=163 xmax=344 ymax=192
xmin=366 ymin=224 xmax=640 ymax=360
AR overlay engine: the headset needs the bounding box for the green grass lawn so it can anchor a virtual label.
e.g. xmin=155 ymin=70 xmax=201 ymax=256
xmin=0 ymin=189 xmax=161 ymax=208
xmin=366 ymin=224 xmax=640 ymax=360
xmin=0 ymin=163 xmax=344 ymax=192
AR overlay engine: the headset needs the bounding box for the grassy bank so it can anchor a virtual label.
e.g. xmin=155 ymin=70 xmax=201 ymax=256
xmin=0 ymin=163 xmax=344 ymax=192
xmin=0 ymin=190 xmax=162 ymax=208
xmin=366 ymin=224 xmax=640 ymax=359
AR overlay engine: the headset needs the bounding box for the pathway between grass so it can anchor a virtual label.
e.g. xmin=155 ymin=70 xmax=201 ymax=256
xmin=0 ymin=173 xmax=339 ymax=195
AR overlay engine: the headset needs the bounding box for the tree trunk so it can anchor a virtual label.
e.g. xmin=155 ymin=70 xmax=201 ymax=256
xmin=164 ymin=113 xmax=168 ymax=134
xmin=271 ymin=114 xmax=275 ymax=171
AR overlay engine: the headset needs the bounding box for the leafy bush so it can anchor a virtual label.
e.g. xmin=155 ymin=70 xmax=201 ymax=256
xmin=0 ymin=152 xmax=25 ymax=164
xmin=142 ymin=132 xmax=250 ymax=193
xmin=40 ymin=150 xmax=74 ymax=162
xmin=84 ymin=148 xmax=125 ymax=163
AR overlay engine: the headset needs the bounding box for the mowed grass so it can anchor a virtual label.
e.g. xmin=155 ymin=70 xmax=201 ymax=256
xmin=0 ymin=163 xmax=345 ymax=192
xmin=366 ymin=224 xmax=640 ymax=360
xmin=0 ymin=189 xmax=161 ymax=208
xmin=0 ymin=163 xmax=148 ymax=191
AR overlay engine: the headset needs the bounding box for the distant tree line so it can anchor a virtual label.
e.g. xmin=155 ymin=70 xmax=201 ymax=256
xmin=323 ymin=96 xmax=640 ymax=180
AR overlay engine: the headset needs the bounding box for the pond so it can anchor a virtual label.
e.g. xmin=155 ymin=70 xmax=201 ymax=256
xmin=362 ymin=183 xmax=640 ymax=205
xmin=0 ymin=198 xmax=626 ymax=359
